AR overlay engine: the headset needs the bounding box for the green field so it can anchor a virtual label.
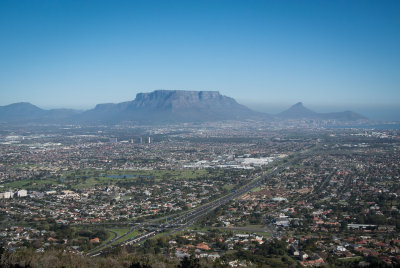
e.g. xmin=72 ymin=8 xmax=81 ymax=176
xmin=337 ymin=256 xmax=363 ymax=263
xmin=93 ymin=229 xmax=120 ymax=248
xmin=193 ymin=226 xmax=270 ymax=236
xmin=222 ymin=184 xmax=235 ymax=191
xmin=108 ymin=228 xmax=130 ymax=237
xmin=86 ymin=229 xmax=141 ymax=253
xmin=2 ymin=178 xmax=59 ymax=190
xmin=1 ymin=169 xmax=216 ymax=190
xmin=110 ymin=230 xmax=141 ymax=246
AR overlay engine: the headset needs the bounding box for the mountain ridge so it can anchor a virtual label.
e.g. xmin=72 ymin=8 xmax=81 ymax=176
xmin=79 ymin=90 xmax=263 ymax=123
xmin=277 ymin=102 xmax=366 ymax=121
xmin=0 ymin=90 xmax=367 ymax=124
xmin=0 ymin=102 xmax=80 ymax=123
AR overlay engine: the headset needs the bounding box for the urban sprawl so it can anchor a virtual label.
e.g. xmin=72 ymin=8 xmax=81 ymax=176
xmin=0 ymin=122 xmax=399 ymax=267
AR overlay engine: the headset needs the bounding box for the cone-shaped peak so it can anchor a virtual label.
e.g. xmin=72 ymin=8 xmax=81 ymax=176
xmin=292 ymin=102 xmax=304 ymax=107
xmin=278 ymin=102 xmax=317 ymax=119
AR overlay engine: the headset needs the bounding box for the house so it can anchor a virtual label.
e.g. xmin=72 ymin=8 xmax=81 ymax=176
xmin=90 ymin=237 xmax=100 ymax=243
xmin=196 ymin=243 xmax=211 ymax=251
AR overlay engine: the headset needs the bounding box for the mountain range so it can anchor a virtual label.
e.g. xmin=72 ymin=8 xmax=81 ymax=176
xmin=277 ymin=102 xmax=366 ymax=121
xmin=0 ymin=102 xmax=80 ymax=123
xmin=78 ymin=90 xmax=263 ymax=123
xmin=0 ymin=90 xmax=366 ymax=124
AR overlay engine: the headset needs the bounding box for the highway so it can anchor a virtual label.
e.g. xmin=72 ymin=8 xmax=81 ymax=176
xmin=87 ymin=150 xmax=309 ymax=257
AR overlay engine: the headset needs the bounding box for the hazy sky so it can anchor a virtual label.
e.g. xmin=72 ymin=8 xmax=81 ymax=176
xmin=0 ymin=0 xmax=399 ymax=113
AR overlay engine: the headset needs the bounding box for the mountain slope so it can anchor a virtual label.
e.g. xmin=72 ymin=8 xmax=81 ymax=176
xmin=0 ymin=92 xmax=367 ymax=125
xmin=277 ymin=102 xmax=366 ymax=121
xmin=79 ymin=90 xmax=264 ymax=123
xmin=0 ymin=102 xmax=80 ymax=123
xmin=277 ymin=102 xmax=318 ymax=119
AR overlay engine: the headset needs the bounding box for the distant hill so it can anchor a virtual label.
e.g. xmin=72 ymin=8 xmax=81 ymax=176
xmin=79 ymin=90 xmax=265 ymax=123
xmin=0 ymin=92 xmax=368 ymax=125
xmin=0 ymin=102 xmax=44 ymax=121
xmin=0 ymin=102 xmax=79 ymax=123
xmin=277 ymin=102 xmax=366 ymax=121
xmin=277 ymin=102 xmax=317 ymax=119
xmin=0 ymin=90 xmax=266 ymax=124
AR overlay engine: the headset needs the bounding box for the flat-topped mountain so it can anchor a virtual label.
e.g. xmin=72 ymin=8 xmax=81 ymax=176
xmin=0 ymin=91 xmax=368 ymax=124
xmin=80 ymin=90 xmax=263 ymax=123
xmin=277 ymin=102 xmax=366 ymax=121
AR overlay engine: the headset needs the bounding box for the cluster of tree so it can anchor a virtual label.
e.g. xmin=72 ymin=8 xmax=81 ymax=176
xmin=221 ymin=239 xmax=296 ymax=267
xmin=0 ymin=247 xmax=181 ymax=268
xmin=78 ymin=228 xmax=108 ymax=241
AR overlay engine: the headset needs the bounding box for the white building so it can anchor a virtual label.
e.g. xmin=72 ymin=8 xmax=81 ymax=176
xmin=144 ymin=190 xmax=151 ymax=196
xmin=17 ymin=190 xmax=28 ymax=197
xmin=2 ymin=192 xmax=13 ymax=199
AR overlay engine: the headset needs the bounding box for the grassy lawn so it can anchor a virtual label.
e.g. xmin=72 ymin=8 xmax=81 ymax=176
xmin=91 ymin=229 xmax=119 ymax=249
xmin=145 ymin=231 xmax=170 ymax=241
xmin=70 ymin=169 xmax=209 ymax=181
xmin=193 ymin=226 xmax=270 ymax=236
xmin=1 ymin=169 xmax=213 ymax=190
xmin=69 ymin=169 xmax=212 ymax=187
xmin=222 ymin=184 xmax=235 ymax=191
xmin=110 ymin=230 xmax=141 ymax=246
xmin=108 ymin=228 xmax=130 ymax=237
xmin=250 ymin=186 xmax=263 ymax=192
xmin=337 ymin=256 xmax=363 ymax=263
xmin=2 ymin=177 xmax=59 ymax=190
xmin=242 ymin=224 xmax=266 ymax=229
xmin=88 ymin=229 xmax=142 ymax=252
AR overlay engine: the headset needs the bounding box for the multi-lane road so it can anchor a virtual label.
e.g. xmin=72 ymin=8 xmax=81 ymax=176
xmin=87 ymin=150 xmax=310 ymax=257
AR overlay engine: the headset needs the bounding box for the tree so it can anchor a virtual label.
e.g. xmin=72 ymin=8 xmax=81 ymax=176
xmin=177 ymin=256 xmax=201 ymax=268
xmin=129 ymin=262 xmax=152 ymax=268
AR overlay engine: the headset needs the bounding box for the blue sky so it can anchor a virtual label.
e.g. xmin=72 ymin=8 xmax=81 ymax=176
xmin=0 ymin=0 xmax=399 ymax=118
